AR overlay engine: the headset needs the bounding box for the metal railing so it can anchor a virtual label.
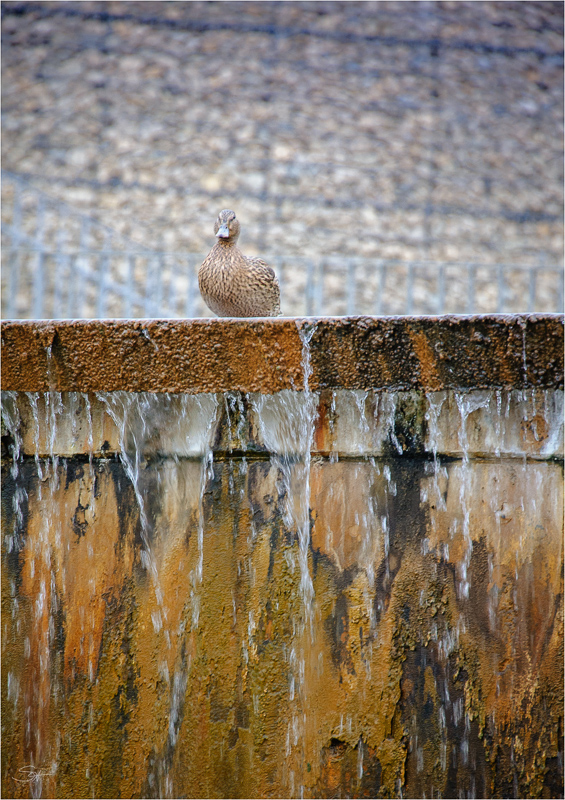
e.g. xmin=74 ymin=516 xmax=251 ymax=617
xmin=2 ymin=172 xmax=563 ymax=319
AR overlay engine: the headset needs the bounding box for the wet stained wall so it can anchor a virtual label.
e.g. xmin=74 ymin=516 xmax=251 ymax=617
xmin=1 ymin=317 xmax=564 ymax=799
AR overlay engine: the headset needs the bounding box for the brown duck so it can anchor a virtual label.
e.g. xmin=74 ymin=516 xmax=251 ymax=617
xmin=198 ymin=209 xmax=281 ymax=317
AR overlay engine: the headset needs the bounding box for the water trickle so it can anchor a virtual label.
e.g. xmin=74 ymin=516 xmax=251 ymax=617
xmin=193 ymin=415 xmax=216 ymax=614
xmin=251 ymin=326 xmax=317 ymax=626
xmin=296 ymin=323 xmax=317 ymax=622
xmin=329 ymin=391 xmax=339 ymax=462
xmin=98 ymin=392 xmax=170 ymax=640
xmin=493 ymin=389 xmax=503 ymax=458
xmin=14 ymin=389 xmax=67 ymax=781
xmin=224 ymin=391 xmax=247 ymax=451
xmin=168 ymin=666 xmax=188 ymax=748
xmin=353 ymin=390 xmax=370 ymax=455
xmin=425 ymin=392 xmax=447 ymax=513
xmin=27 ymin=393 xmax=46 ymax=487
xmin=376 ymin=392 xmax=403 ymax=455
xmin=357 ymin=737 xmax=364 ymax=780
xmin=2 ymin=391 xmax=22 ymax=478
xmin=1 ymin=393 xmax=28 ymax=559
xmin=383 ymin=463 xmax=396 ymax=497
xmin=455 ymin=391 xmax=491 ymax=599
xmin=45 ymin=390 xmax=63 ymax=490
xmin=520 ymin=318 xmax=528 ymax=389
xmin=241 ymin=322 xmax=320 ymax=795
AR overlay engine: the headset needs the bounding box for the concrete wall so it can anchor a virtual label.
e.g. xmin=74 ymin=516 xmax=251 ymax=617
xmin=1 ymin=316 xmax=563 ymax=798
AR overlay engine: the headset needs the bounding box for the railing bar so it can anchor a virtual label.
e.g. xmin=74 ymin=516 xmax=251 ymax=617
xmin=305 ymin=259 xmax=315 ymax=316
xmin=375 ymin=260 xmax=386 ymax=316
xmin=96 ymin=254 xmax=107 ymax=318
xmin=346 ymin=260 xmax=356 ymax=316
xmin=186 ymin=255 xmax=197 ymax=318
xmin=7 ymin=249 xmax=21 ymax=319
xmin=152 ymin=255 xmax=163 ymax=316
xmin=6 ymin=181 xmax=23 ymax=319
xmin=275 ymin=256 xmax=284 ymax=314
xmin=143 ymin=255 xmax=155 ymax=317
xmin=406 ymin=261 xmax=415 ymax=315
xmin=10 ymin=176 xmax=23 ymax=239
xmin=96 ymin=234 xmax=112 ymax=318
xmin=74 ymin=220 xmax=91 ymax=318
xmin=437 ymin=262 xmax=445 ymax=314
xmin=528 ymin=267 xmax=536 ymax=313
xmin=497 ymin=262 xmax=505 ymax=313
xmin=164 ymin=256 xmax=177 ymax=317
xmin=67 ymin=254 xmax=78 ymax=319
xmin=125 ymin=254 xmax=136 ymax=318
xmin=147 ymin=256 xmax=155 ymax=317
xmin=53 ymin=227 xmax=67 ymax=318
xmin=171 ymin=258 xmax=184 ymax=317
xmin=32 ymin=196 xmax=46 ymax=319
xmin=79 ymin=217 xmax=91 ymax=252
xmin=314 ymin=259 xmax=324 ymax=316
xmin=467 ymin=263 xmax=476 ymax=315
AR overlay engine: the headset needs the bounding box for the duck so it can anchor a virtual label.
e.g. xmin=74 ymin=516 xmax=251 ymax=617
xmin=198 ymin=209 xmax=281 ymax=317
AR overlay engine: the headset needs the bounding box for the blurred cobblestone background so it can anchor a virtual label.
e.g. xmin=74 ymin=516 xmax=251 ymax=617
xmin=1 ymin=0 xmax=563 ymax=317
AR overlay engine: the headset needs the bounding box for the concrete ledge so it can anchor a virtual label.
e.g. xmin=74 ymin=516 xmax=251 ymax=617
xmin=1 ymin=315 xmax=563 ymax=393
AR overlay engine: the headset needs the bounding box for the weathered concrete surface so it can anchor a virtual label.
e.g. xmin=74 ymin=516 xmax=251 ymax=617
xmin=2 ymin=385 xmax=563 ymax=799
xmin=1 ymin=315 xmax=563 ymax=394
xmin=1 ymin=316 xmax=563 ymax=799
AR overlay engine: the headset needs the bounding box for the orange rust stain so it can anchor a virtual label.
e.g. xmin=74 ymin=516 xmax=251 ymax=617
xmin=373 ymin=341 xmax=394 ymax=389
xmin=313 ymin=393 xmax=329 ymax=452
xmin=19 ymin=536 xmax=52 ymax=766
xmin=57 ymin=470 xmax=122 ymax=683
xmin=408 ymin=328 xmax=443 ymax=390
xmin=492 ymin=331 xmax=519 ymax=388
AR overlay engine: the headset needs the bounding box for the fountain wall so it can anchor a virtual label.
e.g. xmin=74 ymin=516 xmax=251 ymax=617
xmin=1 ymin=316 xmax=563 ymax=799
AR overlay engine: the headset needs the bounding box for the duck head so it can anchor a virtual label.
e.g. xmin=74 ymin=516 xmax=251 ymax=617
xmin=214 ymin=209 xmax=240 ymax=243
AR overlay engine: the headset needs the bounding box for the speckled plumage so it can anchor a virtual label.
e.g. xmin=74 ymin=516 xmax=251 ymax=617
xmin=198 ymin=210 xmax=281 ymax=317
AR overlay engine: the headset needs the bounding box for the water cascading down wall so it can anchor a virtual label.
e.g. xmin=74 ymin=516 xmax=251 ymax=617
xmin=1 ymin=315 xmax=563 ymax=799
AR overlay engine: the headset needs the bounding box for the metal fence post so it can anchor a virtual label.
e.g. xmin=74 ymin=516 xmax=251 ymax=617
xmin=32 ymin=196 xmax=46 ymax=319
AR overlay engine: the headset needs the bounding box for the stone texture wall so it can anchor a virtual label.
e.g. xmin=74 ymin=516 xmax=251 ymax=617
xmin=2 ymin=0 xmax=563 ymax=268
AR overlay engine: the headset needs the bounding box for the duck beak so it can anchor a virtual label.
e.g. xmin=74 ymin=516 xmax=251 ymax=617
xmin=216 ymin=224 xmax=230 ymax=238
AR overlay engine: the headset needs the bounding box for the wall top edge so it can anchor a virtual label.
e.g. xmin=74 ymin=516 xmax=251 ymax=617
xmin=2 ymin=313 xmax=564 ymax=323
xmin=1 ymin=315 xmax=563 ymax=393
